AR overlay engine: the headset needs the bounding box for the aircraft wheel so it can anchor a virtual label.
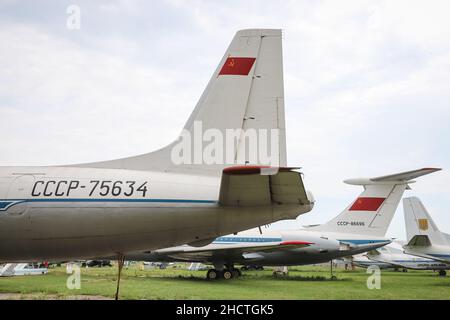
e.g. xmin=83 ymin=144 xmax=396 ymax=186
xmin=231 ymin=269 xmax=240 ymax=278
xmin=402 ymin=269 xmax=408 ymax=273
xmin=222 ymin=270 xmax=233 ymax=280
xmin=439 ymin=270 xmax=447 ymax=277
xmin=206 ymin=269 xmax=220 ymax=280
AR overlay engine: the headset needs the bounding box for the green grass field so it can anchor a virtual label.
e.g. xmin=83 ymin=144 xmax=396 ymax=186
xmin=0 ymin=265 xmax=449 ymax=300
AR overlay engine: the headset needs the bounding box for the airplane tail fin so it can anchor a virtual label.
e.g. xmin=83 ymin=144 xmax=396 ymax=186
xmin=311 ymin=168 xmax=441 ymax=237
xmin=77 ymin=29 xmax=286 ymax=175
xmin=403 ymin=197 xmax=450 ymax=245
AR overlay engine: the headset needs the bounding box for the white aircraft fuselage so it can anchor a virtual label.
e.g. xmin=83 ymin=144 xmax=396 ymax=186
xmin=128 ymin=229 xmax=391 ymax=267
xmin=404 ymin=245 xmax=450 ymax=264
xmin=0 ymin=166 xmax=313 ymax=262
xmin=370 ymin=250 xmax=450 ymax=270
xmin=352 ymin=242 xmax=450 ymax=271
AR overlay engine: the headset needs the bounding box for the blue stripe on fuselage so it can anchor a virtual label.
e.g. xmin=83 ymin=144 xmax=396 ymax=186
xmin=213 ymin=237 xmax=282 ymax=244
xmin=0 ymin=198 xmax=217 ymax=211
xmin=0 ymin=201 xmax=21 ymax=210
xmin=392 ymin=260 xmax=442 ymax=263
xmin=429 ymin=254 xmax=450 ymax=259
xmin=338 ymin=239 xmax=389 ymax=245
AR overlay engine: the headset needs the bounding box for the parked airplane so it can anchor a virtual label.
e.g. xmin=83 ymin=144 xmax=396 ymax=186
xmin=352 ymin=241 xmax=449 ymax=275
xmin=403 ymin=197 xmax=450 ymax=270
xmin=348 ymin=254 xmax=393 ymax=269
xmin=0 ymin=263 xmax=48 ymax=277
xmin=0 ymin=29 xmax=314 ymax=265
xmin=123 ymin=168 xmax=440 ymax=279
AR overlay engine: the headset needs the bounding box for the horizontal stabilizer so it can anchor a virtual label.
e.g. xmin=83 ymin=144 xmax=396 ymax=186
xmin=406 ymin=235 xmax=431 ymax=247
xmin=345 ymin=168 xmax=441 ymax=185
xmin=371 ymin=168 xmax=442 ymax=182
xmin=219 ymin=166 xmax=310 ymax=207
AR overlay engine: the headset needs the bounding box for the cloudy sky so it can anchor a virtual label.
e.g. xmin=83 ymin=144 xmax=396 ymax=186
xmin=1 ymin=0 xmax=449 ymax=240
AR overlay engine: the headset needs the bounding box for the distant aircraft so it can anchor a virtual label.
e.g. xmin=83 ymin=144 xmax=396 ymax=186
xmin=352 ymin=241 xmax=449 ymax=275
xmin=347 ymin=253 xmax=393 ymax=269
xmin=0 ymin=29 xmax=314 ymax=266
xmin=403 ymin=197 xmax=450 ymax=272
xmin=0 ymin=263 xmax=48 ymax=277
xmin=122 ymin=168 xmax=440 ymax=280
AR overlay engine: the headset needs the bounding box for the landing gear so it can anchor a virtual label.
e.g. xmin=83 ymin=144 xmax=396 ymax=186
xmin=330 ymin=261 xmax=337 ymax=280
xmin=206 ymin=265 xmax=242 ymax=280
xmin=206 ymin=269 xmax=221 ymax=280
xmin=222 ymin=270 xmax=233 ymax=280
xmin=439 ymin=270 xmax=447 ymax=277
xmin=402 ymin=268 xmax=408 ymax=273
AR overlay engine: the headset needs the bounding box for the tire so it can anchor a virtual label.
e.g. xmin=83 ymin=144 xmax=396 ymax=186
xmin=439 ymin=270 xmax=447 ymax=277
xmin=206 ymin=269 xmax=219 ymax=280
xmin=222 ymin=270 xmax=233 ymax=280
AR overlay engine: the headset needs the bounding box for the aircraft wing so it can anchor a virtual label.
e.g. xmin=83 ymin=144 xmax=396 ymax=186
xmin=219 ymin=166 xmax=311 ymax=206
xmin=160 ymin=241 xmax=313 ymax=262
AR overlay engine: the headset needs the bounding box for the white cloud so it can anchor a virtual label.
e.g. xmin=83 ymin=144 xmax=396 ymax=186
xmin=0 ymin=23 xmax=202 ymax=165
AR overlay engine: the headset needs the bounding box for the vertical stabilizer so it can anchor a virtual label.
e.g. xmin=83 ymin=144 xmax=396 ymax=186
xmin=76 ymin=29 xmax=286 ymax=175
xmin=403 ymin=197 xmax=449 ymax=245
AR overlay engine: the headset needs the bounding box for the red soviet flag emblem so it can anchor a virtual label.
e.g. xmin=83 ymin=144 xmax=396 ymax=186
xmin=349 ymin=197 xmax=386 ymax=211
xmin=219 ymin=57 xmax=256 ymax=76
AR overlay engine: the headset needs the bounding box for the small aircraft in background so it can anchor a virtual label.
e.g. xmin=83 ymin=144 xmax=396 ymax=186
xmin=121 ymin=168 xmax=440 ymax=280
xmin=0 ymin=263 xmax=48 ymax=277
xmin=403 ymin=197 xmax=450 ymax=270
xmin=351 ymin=241 xmax=449 ymax=275
xmin=345 ymin=254 xmax=393 ymax=270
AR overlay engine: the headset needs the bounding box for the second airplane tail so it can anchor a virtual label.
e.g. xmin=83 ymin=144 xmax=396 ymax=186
xmin=404 ymin=197 xmax=450 ymax=246
xmin=311 ymin=168 xmax=441 ymax=237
